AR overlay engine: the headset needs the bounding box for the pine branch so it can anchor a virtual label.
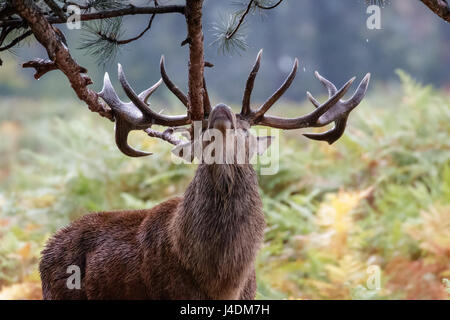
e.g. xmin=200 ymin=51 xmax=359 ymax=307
xmin=419 ymin=0 xmax=450 ymax=22
xmin=87 ymin=11 xmax=156 ymax=46
xmin=22 ymin=57 xmax=88 ymax=79
xmin=211 ymin=14 xmax=248 ymax=55
xmin=0 ymin=4 xmax=185 ymax=28
xmin=77 ymin=1 xmax=158 ymax=67
xmin=212 ymin=0 xmax=284 ymax=54
xmin=0 ymin=26 xmax=14 ymax=46
xmin=79 ymin=18 xmax=124 ymax=66
xmin=9 ymin=0 xmax=114 ymax=120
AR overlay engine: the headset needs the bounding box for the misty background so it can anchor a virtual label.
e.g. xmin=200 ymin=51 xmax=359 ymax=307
xmin=0 ymin=0 xmax=449 ymax=109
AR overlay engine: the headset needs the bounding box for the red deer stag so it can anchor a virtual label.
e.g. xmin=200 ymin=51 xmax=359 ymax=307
xmin=39 ymin=50 xmax=370 ymax=299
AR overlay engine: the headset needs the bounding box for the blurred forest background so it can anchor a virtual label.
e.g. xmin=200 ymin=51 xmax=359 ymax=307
xmin=0 ymin=0 xmax=449 ymax=299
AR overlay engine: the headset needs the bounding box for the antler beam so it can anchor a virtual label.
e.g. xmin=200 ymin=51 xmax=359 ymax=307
xmin=98 ymin=63 xmax=190 ymax=157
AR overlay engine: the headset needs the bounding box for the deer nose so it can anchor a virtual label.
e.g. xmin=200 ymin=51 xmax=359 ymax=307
xmin=209 ymin=104 xmax=234 ymax=133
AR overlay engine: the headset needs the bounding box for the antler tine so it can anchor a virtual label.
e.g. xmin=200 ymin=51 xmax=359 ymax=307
xmin=315 ymin=71 xmax=337 ymax=96
xmin=303 ymin=116 xmax=348 ymax=144
xmin=304 ymin=88 xmax=347 ymax=144
xmin=300 ymin=73 xmax=369 ymax=144
xmin=118 ymin=63 xmax=189 ymax=126
xmin=98 ymin=64 xmax=190 ymax=158
xmin=312 ymin=77 xmax=355 ymax=124
xmin=304 ymin=87 xmax=347 ymax=144
xmin=341 ymin=73 xmax=371 ymax=108
xmin=115 ymin=119 xmax=153 ymax=157
xmin=241 ymin=49 xmax=263 ymax=117
xmin=315 ymin=73 xmax=370 ymax=126
xmin=138 ymin=78 xmax=163 ymax=105
xmin=98 ymin=72 xmax=123 ymax=111
xmin=301 ymin=73 xmax=344 ymax=144
xmin=306 ymin=91 xmax=320 ymax=108
xmin=282 ymin=73 xmax=369 ymax=144
xmin=118 ymin=63 xmax=161 ymax=117
xmin=98 ymin=72 xmax=152 ymax=157
xmin=160 ymin=55 xmax=189 ymax=108
xmin=253 ymin=58 xmax=299 ymax=120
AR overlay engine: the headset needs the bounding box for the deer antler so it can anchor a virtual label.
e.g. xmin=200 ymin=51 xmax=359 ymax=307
xmin=302 ymin=71 xmax=370 ymax=143
xmin=100 ymin=50 xmax=370 ymax=158
xmin=160 ymin=55 xmax=189 ymax=108
xmin=98 ymin=61 xmax=190 ymax=157
xmin=239 ymin=50 xmax=370 ymax=144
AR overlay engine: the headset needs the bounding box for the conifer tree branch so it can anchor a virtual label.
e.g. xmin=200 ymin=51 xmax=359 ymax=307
xmin=94 ymin=10 xmax=157 ymax=46
xmin=9 ymin=0 xmax=114 ymax=120
xmin=0 ymin=29 xmax=32 ymax=51
xmin=0 ymin=4 xmax=185 ymax=28
xmin=419 ymin=0 xmax=450 ymax=22
xmin=225 ymin=0 xmax=284 ymax=42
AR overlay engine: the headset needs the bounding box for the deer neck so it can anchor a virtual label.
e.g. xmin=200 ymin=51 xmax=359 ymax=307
xmin=169 ymin=163 xmax=266 ymax=297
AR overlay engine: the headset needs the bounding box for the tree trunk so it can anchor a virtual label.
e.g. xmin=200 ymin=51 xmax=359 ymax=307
xmin=185 ymin=0 xmax=205 ymax=121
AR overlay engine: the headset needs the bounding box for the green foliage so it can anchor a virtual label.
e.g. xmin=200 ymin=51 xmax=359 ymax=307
xmin=0 ymin=72 xmax=449 ymax=299
xmin=255 ymin=71 xmax=450 ymax=299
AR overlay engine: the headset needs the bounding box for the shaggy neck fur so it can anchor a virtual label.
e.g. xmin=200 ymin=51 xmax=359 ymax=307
xmin=169 ymin=163 xmax=266 ymax=299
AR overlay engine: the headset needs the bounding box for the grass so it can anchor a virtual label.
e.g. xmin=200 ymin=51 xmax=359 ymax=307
xmin=0 ymin=71 xmax=449 ymax=300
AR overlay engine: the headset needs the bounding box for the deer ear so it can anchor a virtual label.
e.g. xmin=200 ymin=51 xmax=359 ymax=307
xmin=256 ymin=136 xmax=275 ymax=155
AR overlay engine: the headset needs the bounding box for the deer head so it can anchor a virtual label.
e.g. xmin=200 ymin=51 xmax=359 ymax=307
xmin=98 ymin=49 xmax=370 ymax=162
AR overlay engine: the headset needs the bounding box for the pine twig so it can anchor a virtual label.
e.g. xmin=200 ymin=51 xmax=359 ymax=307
xmin=145 ymin=128 xmax=183 ymax=146
xmin=98 ymin=12 xmax=157 ymax=45
xmin=226 ymin=0 xmax=254 ymax=40
xmin=225 ymin=0 xmax=284 ymax=41
xmin=0 ymin=30 xmax=33 ymax=51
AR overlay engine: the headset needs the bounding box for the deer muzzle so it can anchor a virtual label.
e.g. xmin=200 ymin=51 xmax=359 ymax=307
xmin=208 ymin=104 xmax=236 ymax=134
